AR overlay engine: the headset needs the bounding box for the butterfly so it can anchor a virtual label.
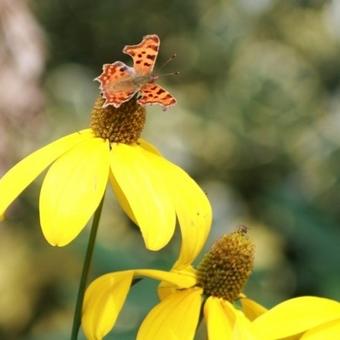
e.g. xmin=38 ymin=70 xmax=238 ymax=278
xmin=95 ymin=34 xmax=177 ymax=109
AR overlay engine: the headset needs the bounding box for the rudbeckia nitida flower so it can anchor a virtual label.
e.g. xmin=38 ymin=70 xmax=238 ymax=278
xmin=82 ymin=227 xmax=263 ymax=339
xmin=0 ymin=96 xmax=212 ymax=249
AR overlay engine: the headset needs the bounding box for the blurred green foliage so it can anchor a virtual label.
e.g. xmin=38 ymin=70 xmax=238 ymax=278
xmin=1 ymin=0 xmax=340 ymax=338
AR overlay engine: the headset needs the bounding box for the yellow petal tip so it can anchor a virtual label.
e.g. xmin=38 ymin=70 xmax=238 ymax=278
xmin=144 ymin=242 xmax=165 ymax=252
xmin=45 ymin=237 xmax=69 ymax=247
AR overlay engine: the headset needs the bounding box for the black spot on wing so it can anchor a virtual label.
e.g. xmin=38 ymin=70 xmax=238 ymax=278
xmin=146 ymin=54 xmax=156 ymax=61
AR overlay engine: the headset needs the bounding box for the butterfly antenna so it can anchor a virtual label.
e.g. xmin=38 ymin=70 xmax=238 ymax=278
xmin=157 ymin=71 xmax=180 ymax=78
xmin=158 ymin=53 xmax=177 ymax=71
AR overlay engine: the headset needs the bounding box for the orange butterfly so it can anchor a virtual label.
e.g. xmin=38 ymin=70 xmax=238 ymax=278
xmin=96 ymin=34 xmax=176 ymax=109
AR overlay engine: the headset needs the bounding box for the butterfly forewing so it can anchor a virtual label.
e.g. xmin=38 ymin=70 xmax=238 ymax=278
xmin=123 ymin=34 xmax=160 ymax=76
xmin=138 ymin=83 xmax=176 ymax=109
xmin=96 ymin=61 xmax=137 ymax=108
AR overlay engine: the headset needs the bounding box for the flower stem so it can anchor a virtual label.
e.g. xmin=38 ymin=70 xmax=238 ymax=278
xmin=70 ymin=195 xmax=105 ymax=340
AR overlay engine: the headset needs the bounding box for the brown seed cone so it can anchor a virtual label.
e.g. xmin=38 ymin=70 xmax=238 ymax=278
xmin=197 ymin=227 xmax=255 ymax=302
xmin=90 ymin=95 xmax=146 ymax=144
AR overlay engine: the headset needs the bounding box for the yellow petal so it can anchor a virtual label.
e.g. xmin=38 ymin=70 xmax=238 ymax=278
xmin=134 ymin=268 xmax=196 ymax=289
xmin=110 ymin=144 xmax=176 ymax=251
xmin=204 ymin=297 xmax=234 ymax=340
xmin=166 ymin=163 xmax=212 ymax=269
xmin=241 ymin=297 xmax=268 ymax=321
xmin=137 ymin=288 xmax=202 ymax=340
xmin=82 ymin=271 xmax=134 ymax=340
xmin=82 ymin=268 xmax=196 ymax=340
xmin=301 ymin=318 xmax=340 ymax=339
xmin=252 ymin=297 xmax=340 ymax=339
xmin=138 ymin=138 xmax=162 ymax=155
xmin=109 ymin=140 xmax=166 ymax=224
xmin=110 ymin=171 xmax=136 ymax=224
xmin=231 ymin=308 xmax=258 ymax=340
xmin=40 ymin=137 xmax=110 ymax=246
xmin=0 ymin=130 xmax=92 ymax=219
xmin=158 ymin=266 xmax=197 ymax=300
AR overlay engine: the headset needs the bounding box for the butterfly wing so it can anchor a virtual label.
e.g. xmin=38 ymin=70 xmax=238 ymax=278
xmin=95 ymin=61 xmax=138 ymax=108
xmin=123 ymin=34 xmax=160 ymax=76
xmin=138 ymin=83 xmax=176 ymax=109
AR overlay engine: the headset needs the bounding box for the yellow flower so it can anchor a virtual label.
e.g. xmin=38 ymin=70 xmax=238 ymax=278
xmin=0 ymin=96 xmax=211 ymax=249
xmin=251 ymin=295 xmax=340 ymax=339
xmin=82 ymin=227 xmax=265 ymax=340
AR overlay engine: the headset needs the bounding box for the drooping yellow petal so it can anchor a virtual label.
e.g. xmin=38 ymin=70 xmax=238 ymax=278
xmin=160 ymin=160 xmax=212 ymax=269
xmin=82 ymin=268 xmax=196 ymax=340
xmin=158 ymin=266 xmax=197 ymax=300
xmin=204 ymin=297 xmax=234 ymax=340
xmin=110 ymin=172 xmax=136 ymax=224
xmin=40 ymin=137 xmax=110 ymax=246
xmin=137 ymin=287 xmax=202 ymax=340
xmin=82 ymin=271 xmax=134 ymax=340
xmin=0 ymin=130 xmax=92 ymax=220
xmin=252 ymin=297 xmax=340 ymax=339
xmin=134 ymin=268 xmax=196 ymax=289
xmin=241 ymin=297 xmax=267 ymax=321
xmin=110 ymin=144 xmax=176 ymax=251
xmin=138 ymin=142 xmax=212 ymax=267
xmin=301 ymin=318 xmax=340 ymax=339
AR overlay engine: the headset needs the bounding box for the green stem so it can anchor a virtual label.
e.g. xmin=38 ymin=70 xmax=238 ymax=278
xmin=70 ymin=195 xmax=105 ymax=340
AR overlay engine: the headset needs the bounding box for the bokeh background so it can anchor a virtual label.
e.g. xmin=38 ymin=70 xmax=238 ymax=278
xmin=1 ymin=0 xmax=340 ymax=338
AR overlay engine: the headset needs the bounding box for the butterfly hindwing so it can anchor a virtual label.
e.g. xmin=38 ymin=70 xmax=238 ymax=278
xmin=138 ymin=83 xmax=176 ymax=109
xmin=123 ymin=34 xmax=160 ymax=76
xmin=95 ymin=61 xmax=137 ymax=108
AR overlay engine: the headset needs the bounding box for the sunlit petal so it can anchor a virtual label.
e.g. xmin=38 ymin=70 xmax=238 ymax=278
xmin=301 ymin=318 xmax=340 ymax=339
xmin=82 ymin=271 xmax=134 ymax=340
xmin=0 ymin=130 xmax=92 ymax=219
xmin=137 ymin=288 xmax=202 ymax=340
xmin=204 ymin=297 xmax=234 ymax=340
xmin=241 ymin=297 xmax=267 ymax=321
xmin=252 ymin=297 xmax=340 ymax=339
xmin=40 ymin=137 xmax=110 ymax=246
xmin=110 ymin=144 xmax=176 ymax=251
xmin=161 ymin=161 xmax=212 ymax=269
